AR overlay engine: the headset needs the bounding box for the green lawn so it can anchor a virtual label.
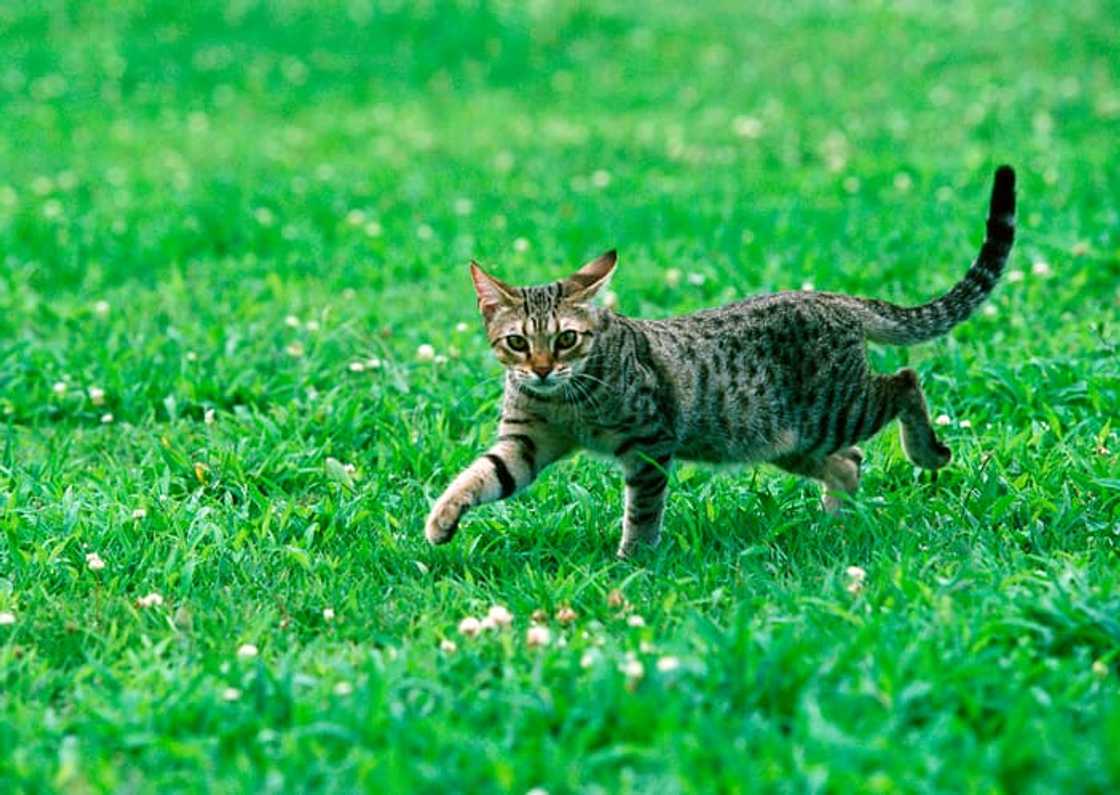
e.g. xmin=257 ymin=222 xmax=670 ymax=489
xmin=2 ymin=0 xmax=1119 ymax=791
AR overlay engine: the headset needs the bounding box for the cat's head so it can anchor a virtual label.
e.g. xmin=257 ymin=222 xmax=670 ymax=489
xmin=469 ymin=250 xmax=616 ymax=395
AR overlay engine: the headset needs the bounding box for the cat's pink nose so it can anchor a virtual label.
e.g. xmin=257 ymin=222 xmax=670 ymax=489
xmin=532 ymin=365 xmax=553 ymax=379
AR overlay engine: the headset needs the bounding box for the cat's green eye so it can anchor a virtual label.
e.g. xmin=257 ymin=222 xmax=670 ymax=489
xmin=555 ymin=330 xmax=578 ymax=350
xmin=506 ymin=335 xmax=529 ymax=353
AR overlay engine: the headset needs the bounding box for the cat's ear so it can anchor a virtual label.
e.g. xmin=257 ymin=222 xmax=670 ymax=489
xmin=470 ymin=261 xmax=520 ymax=321
xmin=564 ymin=249 xmax=617 ymax=302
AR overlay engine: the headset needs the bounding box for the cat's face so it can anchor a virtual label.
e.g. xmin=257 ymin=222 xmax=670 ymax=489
xmin=470 ymin=251 xmax=616 ymax=396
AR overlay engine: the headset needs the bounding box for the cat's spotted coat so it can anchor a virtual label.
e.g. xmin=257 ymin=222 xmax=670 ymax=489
xmin=426 ymin=166 xmax=1016 ymax=556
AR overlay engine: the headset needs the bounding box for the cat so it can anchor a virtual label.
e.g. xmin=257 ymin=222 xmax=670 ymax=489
xmin=425 ymin=166 xmax=1016 ymax=557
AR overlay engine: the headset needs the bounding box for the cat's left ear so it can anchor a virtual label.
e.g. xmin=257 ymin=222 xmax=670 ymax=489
xmin=563 ymin=249 xmax=617 ymax=303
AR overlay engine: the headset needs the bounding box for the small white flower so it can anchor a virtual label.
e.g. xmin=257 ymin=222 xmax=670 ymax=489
xmin=1092 ymin=659 xmax=1109 ymax=678
xmin=1007 ymin=269 xmax=1025 ymax=283
xmin=93 ymin=300 xmax=111 ymax=317
xmin=285 ymin=341 xmax=305 ymax=358
xmin=526 ymin=625 xmax=552 ymax=647
xmin=664 ymin=268 xmax=682 ymax=288
xmin=440 ymin=638 xmax=458 ymax=653
xmin=513 ymin=237 xmax=530 ymax=253
xmin=137 ymin=592 xmax=164 ymax=608
xmin=487 ymin=604 xmax=514 ymax=628
xmin=132 ymin=508 xmax=147 ymax=520
xmin=0 ymin=611 xmax=14 ymax=626
xmin=345 ymin=209 xmax=366 ymax=226
xmin=732 ymin=115 xmax=763 ymax=139
xmin=221 ymin=687 xmax=242 ymax=702
xmin=626 ymin=614 xmax=646 ymax=628
xmin=332 ymin=681 xmax=353 ymax=696
xmin=284 ymin=315 xmax=301 ymax=328
xmin=656 ymin=655 xmax=681 ymax=673
xmin=591 ymin=169 xmax=611 ymax=188
xmin=454 ymin=322 xmax=470 ymax=333
xmin=365 ymin=358 xmax=382 ymax=370
xmin=478 ymin=615 xmax=499 ymax=632
xmin=894 ymin=172 xmax=913 ymax=192
xmin=935 ymin=414 xmax=952 ymax=427
xmin=348 ymin=361 xmax=366 ymax=372
xmin=322 ymin=607 xmax=335 ymax=622
xmin=364 ymin=221 xmax=383 ymax=237
xmin=237 ymin=643 xmax=258 ymax=658
xmin=305 ymin=320 xmax=320 ymax=332
xmin=686 ymin=272 xmax=706 ymax=286
xmin=416 ymin=224 xmax=434 ymax=241
xmin=85 ymin=552 xmax=105 ymax=571
xmin=458 ymin=616 xmax=482 ymax=637
xmin=204 ymin=408 xmax=216 ymax=425
xmin=52 ymin=381 xmax=67 ymax=395
xmin=88 ymin=386 xmax=106 ymax=405
xmin=433 ymin=354 xmax=449 ymax=365
xmin=555 ymin=606 xmax=578 ymax=624
xmin=580 ymin=649 xmax=601 ymax=669
xmin=801 ymin=281 xmax=815 ymax=292
xmin=982 ymin=304 xmax=998 ymax=317
xmin=1031 ymin=260 xmax=1052 ymax=277
xmin=525 ymin=788 xmax=550 ymax=795
xmin=959 ymin=419 xmax=973 ymax=429
xmin=100 ymin=413 xmax=114 ymax=424
xmin=416 ymin=344 xmax=436 ymax=362
xmin=619 ymin=655 xmax=644 ymax=680
xmin=253 ymin=207 xmax=274 ymax=226
xmin=845 ymin=565 xmax=867 ymax=582
xmin=453 ymin=197 xmax=474 ymax=216
xmin=185 ymin=351 xmax=198 ymax=362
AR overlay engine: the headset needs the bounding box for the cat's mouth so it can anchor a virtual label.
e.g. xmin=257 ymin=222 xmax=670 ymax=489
xmin=514 ymin=372 xmax=569 ymax=396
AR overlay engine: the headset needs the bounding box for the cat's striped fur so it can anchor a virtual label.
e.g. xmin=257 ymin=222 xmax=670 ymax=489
xmin=426 ymin=166 xmax=1016 ymax=556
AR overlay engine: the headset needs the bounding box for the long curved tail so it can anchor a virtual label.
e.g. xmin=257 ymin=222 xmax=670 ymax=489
xmin=858 ymin=165 xmax=1016 ymax=345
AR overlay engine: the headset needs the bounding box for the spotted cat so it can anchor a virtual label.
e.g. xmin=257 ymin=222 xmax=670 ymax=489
xmin=426 ymin=166 xmax=1016 ymax=556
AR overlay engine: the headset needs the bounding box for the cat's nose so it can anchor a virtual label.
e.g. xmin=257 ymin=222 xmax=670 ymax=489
xmin=532 ymin=365 xmax=553 ymax=380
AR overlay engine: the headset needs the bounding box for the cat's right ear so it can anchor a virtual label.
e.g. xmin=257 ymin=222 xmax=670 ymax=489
xmin=470 ymin=261 xmax=519 ymax=321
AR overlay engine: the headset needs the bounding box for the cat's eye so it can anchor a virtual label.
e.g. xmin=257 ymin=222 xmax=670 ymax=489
xmin=555 ymin=330 xmax=578 ymax=350
xmin=506 ymin=335 xmax=529 ymax=353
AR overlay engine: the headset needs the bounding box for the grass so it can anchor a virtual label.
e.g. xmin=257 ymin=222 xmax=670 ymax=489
xmin=1 ymin=0 xmax=1119 ymax=791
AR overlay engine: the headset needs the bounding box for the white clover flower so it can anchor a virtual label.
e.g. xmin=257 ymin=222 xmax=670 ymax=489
xmin=284 ymin=315 xmax=301 ymax=328
xmin=237 ymin=643 xmax=258 ymax=658
xmin=732 ymin=115 xmax=763 ymax=139
xmin=580 ymin=649 xmax=601 ymax=669
xmin=137 ymin=592 xmax=164 ymax=608
xmin=555 ymin=606 xmax=578 ymax=624
xmin=345 ymin=209 xmax=365 ymax=226
xmin=458 ymin=616 xmax=482 ymax=637
xmin=322 ymin=607 xmax=335 ymax=622
xmin=1031 ymin=260 xmax=1052 ymax=277
xmin=185 ymin=351 xmax=198 ymax=362
xmin=619 ymin=655 xmax=644 ymax=680
xmin=88 ymin=386 xmax=106 ymax=406
xmin=1007 ymin=269 xmax=1025 ymax=283
xmin=132 ymin=508 xmax=147 ymax=520
xmin=526 ymin=625 xmax=551 ymax=647
xmin=416 ymin=224 xmax=434 ymax=241
xmin=1092 ymin=660 xmax=1109 ymax=678
xmin=284 ymin=341 xmax=305 ymax=358
xmin=332 ymin=681 xmax=353 ymax=696
xmin=686 ymin=272 xmax=706 ymax=286
xmin=366 ymin=358 xmax=382 ymax=370
xmin=348 ymin=361 xmax=366 ymax=373
xmin=100 ymin=413 xmax=114 ymax=424
xmin=204 ymin=408 xmax=216 ymax=425
xmin=801 ymin=281 xmax=815 ymax=292
xmin=52 ymin=381 xmax=67 ymax=395
xmin=982 ymin=304 xmax=998 ymax=317
xmin=487 ymin=604 xmax=514 ymax=628
xmin=453 ymin=198 xmax=474 ymax=216
xmin=894 ymin=172 xmax=913 ymax=192
xmin=656 ymin=655 xmax=681 ymax=673
xmin=513 ymin=237 xmax=530 ymax=253
xmin=305 ymin=320 xmax=320 ymax=332
xmin=626 ymin=614 xmax=646 ymax=628
xmin=591 ymin=169 xmax=611 ymax=188
xmin=93 ymin=300 xmax=111 ymax=317
xmin=364 ymin=221 xmax=383 ymax=237
xmin=454 ymin=322 xmax=470 ymax=333
xmin=959 ymin=419 xmax=973 ymax=429
xmin=221 ymin=687 xmax=242 ymax=701
xmin=935 ymin=414 xmax=952 ymax=427
xmin=416 ymin=344 xmax=436 ymax=362
xmin=440 ymin=638 xmax=458 ymax=653
xmin=86 ymin=552 xmax=105 ymax=571
xmin=0 ymin=611 xmax=14 ymax=626
xmin=664 ymin=268 xmax=682 ymax=288
xmin=845 ymin=565 xmax=867 ymax=582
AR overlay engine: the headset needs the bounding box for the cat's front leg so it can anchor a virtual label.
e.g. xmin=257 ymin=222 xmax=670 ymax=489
xmin=618 ymin=451 xmax=674 ymax=557
xmin=425 ymin=427 xmax=570 ymax=545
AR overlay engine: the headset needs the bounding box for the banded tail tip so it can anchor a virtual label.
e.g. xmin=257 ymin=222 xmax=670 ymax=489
xmin=991 ymin=165 xmax=1016 ymax=216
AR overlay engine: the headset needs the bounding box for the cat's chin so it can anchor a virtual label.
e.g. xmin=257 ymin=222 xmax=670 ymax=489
xmin=516 ymin=379 xmax=566 ymax=397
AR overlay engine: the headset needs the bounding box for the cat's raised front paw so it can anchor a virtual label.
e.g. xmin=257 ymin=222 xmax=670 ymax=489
xmin=425 ymin=499 xmax=466 ymax=545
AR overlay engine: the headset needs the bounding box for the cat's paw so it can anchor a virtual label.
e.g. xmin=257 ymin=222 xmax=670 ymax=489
xmin=425 ymin=499 xmax=466 ymax=545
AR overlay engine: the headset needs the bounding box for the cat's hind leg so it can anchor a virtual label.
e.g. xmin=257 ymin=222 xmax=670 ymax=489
xmin=774 ymin=451 xmax=861 ymax=513
xmin=891 ymin=369 xmax=952 ymax=470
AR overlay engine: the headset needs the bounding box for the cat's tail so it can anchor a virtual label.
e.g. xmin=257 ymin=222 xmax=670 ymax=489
xmin=857 ymin=165 xmax=1016 ymax=346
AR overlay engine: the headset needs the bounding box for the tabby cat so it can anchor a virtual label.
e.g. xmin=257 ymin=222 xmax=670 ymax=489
xmin=426 ymin=166 xmax=1016 ymax=556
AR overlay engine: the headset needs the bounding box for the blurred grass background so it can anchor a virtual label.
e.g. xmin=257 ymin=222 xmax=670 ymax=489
xmin=1 ymin=1 xmax=1119 ymax=792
